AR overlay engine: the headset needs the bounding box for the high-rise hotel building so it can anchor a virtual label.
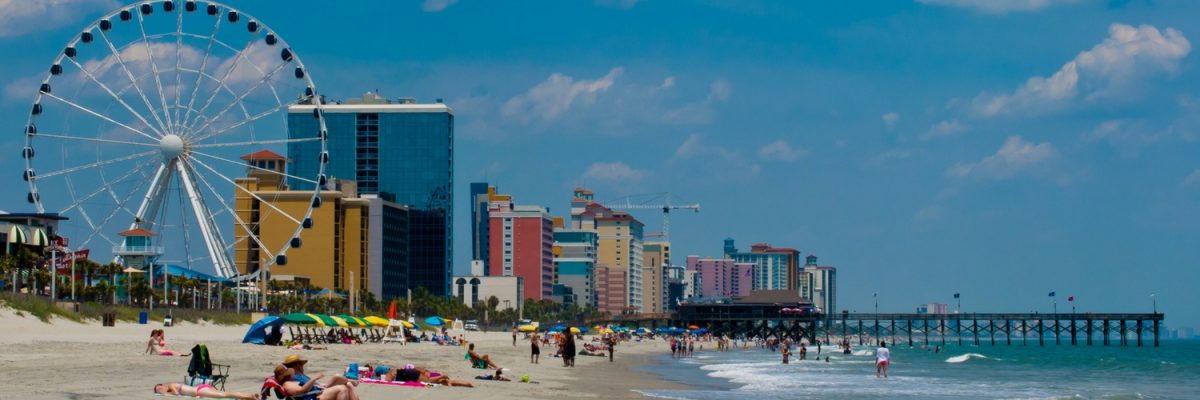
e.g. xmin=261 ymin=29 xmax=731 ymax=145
xmin=287 ymin=93 xmax=453 ymax=297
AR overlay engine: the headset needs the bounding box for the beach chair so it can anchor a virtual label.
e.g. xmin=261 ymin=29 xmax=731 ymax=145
xmin=185 ymin=344 xmax=229 ymax=391
xmin=288 ymin=326 xmax=302 ymax=344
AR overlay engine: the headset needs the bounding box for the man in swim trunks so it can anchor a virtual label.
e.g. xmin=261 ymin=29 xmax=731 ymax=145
xmin=875 ymin=341 xmax=891 ymax=378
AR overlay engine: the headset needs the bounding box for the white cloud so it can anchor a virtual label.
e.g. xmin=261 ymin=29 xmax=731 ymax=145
xmin=1183 ymin=170 xmax=1200 ymax=187
xmin=921 ymin=119 xmax=968 ymax=140
xmin=660 ymin=76 xmax=676 ymax=89
xmin=0 ymin=0 xmax=119 ymax=38
xmin=674 ymin=133 xmax=738 ymax=161
xmin=502 ymin=67 xmax=623 ymax=123
xmin=423 ymin=0 xmax=458 ymax=12
xmin=917 ymin=0 xmax=1079 ymax=14
xmin=948 ymin=136 xmax=1055 ymax=179
xmin=882 ymin=112 xmax=900 ymax=129
xmin=914 ymin=205 xmax=945 ymax=222
xmin=708 ymin=78 xmax=732 ymax=101
xmin=974 ymin=23 xmax=1191 ymax=117
xmin=757 ymin=140 xmax=808 ymax=162
xmin=583 ymin=161 xmax=645 ymax=184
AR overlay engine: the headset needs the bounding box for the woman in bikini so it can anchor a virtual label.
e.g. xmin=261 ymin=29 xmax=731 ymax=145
xmin=152 ymin=382 xmax=258 ymax=399
xmin=145 ymin=329 xmax=188 ymax=356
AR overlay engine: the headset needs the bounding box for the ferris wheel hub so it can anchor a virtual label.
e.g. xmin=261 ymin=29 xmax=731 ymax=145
xmin=160 ymin=134 xmax=185 ymax=160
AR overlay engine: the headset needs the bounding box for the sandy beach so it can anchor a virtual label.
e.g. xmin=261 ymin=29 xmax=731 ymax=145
xmin=0 ymin=308 xmax=682 ymax=399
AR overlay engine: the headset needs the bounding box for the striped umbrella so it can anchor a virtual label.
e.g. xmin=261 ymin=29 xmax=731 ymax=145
xmin=363 ymin=316 xmax=390 ymax=327
xmin=338 ymin=315 xmax=368 ymax=327
xmin=281 ymin=313 xmax=326 ymax=326
xmin=326 ymin=315 xmax=350 ymax=327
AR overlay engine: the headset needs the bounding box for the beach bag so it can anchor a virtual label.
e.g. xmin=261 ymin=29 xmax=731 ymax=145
xmin=345 ymin=363 xmax=359 ymax=380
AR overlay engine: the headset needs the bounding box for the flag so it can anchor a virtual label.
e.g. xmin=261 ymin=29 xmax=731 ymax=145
xmin=1068 ymin=295 xmax=1074 ymax=302
xmin=953 ymin=293 xmax=960 ymax=299
xmin=1048 ymin=291 xmax=1056 ymax=297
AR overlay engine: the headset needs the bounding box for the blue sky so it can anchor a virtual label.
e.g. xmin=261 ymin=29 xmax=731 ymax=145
xmin=1 ymin=0 xmax=1197 ymax=327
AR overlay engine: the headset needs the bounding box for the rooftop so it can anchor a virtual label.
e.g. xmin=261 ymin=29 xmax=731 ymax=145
xmin=240 ymin=149 xmax=287 ymax=161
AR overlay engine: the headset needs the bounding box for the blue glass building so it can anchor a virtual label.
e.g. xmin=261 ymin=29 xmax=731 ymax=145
xmin=288 ymin=94 xmax=453 ymax=297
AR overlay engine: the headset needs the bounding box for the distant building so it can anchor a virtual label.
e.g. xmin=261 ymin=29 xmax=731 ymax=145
xmin=288 ymin=92 xmax=453 ymax=296
xmin=487 ymin=198 xmax=553 ymax=301
xmin=553 ymin=229 xmax=598 ymax=307
xmin=235 ymin=152 xmax=363 ymax=294
xmin=642 ymin=241 xmax=670 ymax=314
xmin=916 ymin=303 xmax=949 ymax=315
xmin=1 ymin=212 xmax=64 ymax=257
xmin=724 ymin=238 xmax=801 ymax=292
xmin=663 ymin=264 xmax=688 ymax=310
xmin=571 ymin=188 xmax=644 ymax=314
xmin=453 ymin=261 xmax=522 ymax=311
xmin=469 ymin=183 xmax=493 ymax=275
xmin=551 ymin=283 xmax=576 ymax=307
xmin=595 ymin=264 xmax=628 ymax=314
xmin=801 ymin=255 xmax=837 ymax=314
xmin=686 ymin=255 xmax=754 ymax=299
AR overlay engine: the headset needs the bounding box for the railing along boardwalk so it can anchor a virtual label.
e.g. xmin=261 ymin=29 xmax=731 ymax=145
xmin=589 ymin=312 xmax=1165 ymax=347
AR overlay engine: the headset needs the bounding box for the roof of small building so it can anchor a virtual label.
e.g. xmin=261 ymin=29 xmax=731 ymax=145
xmin=118 ymin=228 xmax=157 ymax=236
xmin=240 ymin=149 xmax=288 ymax=161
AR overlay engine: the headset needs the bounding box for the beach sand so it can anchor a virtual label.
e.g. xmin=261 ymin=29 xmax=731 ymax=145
xmin=0 ymin=308 xmax=683 ymax=399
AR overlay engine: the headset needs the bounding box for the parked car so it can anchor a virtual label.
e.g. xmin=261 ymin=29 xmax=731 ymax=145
xmin=464 ymin=320 xmax=479 ymax=331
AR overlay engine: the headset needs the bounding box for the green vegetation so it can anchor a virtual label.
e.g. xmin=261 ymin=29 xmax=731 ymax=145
xmin=0 ymin=292 xmax=251 ymax=325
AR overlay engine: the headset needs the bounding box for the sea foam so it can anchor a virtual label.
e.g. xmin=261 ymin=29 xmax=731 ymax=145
xmin=945 ymin=353 xmax=989 ymax=363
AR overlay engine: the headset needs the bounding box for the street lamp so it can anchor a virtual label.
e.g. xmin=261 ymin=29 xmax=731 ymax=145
xmin=1151 ymin=293 xmax=1157 ymax=315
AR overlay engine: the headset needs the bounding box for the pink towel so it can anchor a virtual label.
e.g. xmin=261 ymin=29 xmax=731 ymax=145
xmin=360 ymin=378 xmax=430 ymax=388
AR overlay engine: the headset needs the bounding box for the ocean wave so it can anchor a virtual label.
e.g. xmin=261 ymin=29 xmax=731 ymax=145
xmin=945 ymin=353 xmax=989 ymax=363
xmin=852 ymin=349 xmax=874 ymax=356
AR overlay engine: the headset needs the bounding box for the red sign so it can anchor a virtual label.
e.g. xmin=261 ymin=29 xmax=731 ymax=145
xmin=53 ymin=249 xmax=90 ymax=273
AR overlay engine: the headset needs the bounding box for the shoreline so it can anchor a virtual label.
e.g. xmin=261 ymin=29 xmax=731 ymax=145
xmin=0 ymin=307 xmax=682 ymax=399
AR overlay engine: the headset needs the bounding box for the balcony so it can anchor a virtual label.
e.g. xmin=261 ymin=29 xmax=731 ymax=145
xmin=113 ymin=245 xmax=164 ymax=256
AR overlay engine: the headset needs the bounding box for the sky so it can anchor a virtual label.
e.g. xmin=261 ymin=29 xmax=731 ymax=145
xmin=0 ymin=0 xmax=1197 ymax=327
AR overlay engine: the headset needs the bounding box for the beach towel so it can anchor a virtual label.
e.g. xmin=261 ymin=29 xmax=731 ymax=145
xmin=360 ymin=378 xmax=432 ymax=388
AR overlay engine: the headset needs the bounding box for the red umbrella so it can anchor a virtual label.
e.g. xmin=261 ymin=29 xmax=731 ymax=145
xmin=387 ymin=300 xmax=398 ymax=320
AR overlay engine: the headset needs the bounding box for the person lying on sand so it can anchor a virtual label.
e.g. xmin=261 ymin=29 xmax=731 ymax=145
xmin=474 ymin=369 xmax=512 ymax=381
xmin=152 ymin=382 xmax=257 ymax=399
xmin=275 ymin=365 xmax=355 ymax=400
xmin=378 ymin=363 xmax=473 ymax=387
xmin=467 ymin=343 xmax=500 ymax=369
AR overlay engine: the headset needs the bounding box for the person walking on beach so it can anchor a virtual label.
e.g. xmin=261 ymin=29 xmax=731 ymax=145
xmin=530 ymin=332 xmax=541 ymax=364
xmin=782 ymin=345 xmax=790 ymax=364
xmin=512 ymin=328 xmax=518 ymax=346
xmin=607 ymin=335 xmax=616 ymax=362
xmin=562 ymin=332 xmax=577 ymax=367
xmin=875 ymin=341 xmax=891 ymax=378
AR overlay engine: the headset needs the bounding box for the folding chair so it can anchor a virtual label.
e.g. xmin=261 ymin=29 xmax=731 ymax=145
xmin=185 ymin=344 xmax=230 ymax=391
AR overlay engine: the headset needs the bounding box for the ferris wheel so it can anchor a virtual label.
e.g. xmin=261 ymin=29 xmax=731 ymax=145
xmin=22 ymin=0 xmax=328 ymax=280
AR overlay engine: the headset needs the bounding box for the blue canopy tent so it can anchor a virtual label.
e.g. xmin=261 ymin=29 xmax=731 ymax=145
xmin=424 ymin=316 xmax=445 ymax=327
xmin=243 ymin=315 xmax=285 ymax=344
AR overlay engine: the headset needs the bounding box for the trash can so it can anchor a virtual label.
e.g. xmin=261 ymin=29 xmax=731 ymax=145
xmin=138 ymin=311 xmax=148 ymax=324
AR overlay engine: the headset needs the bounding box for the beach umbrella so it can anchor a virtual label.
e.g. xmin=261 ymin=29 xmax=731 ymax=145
xmin=693 ymin=328 xmax=708 ymax=334
xmin=243 ymin=316 xmax=285 ymax=344
xmin=327 ymin=315 xmax=350 ymax=327
xmin=424 ymin=316 xmax=445 ymax=327
xmin=338 ymin=315 xmax=367 ymax=327
xmin=309 ymin=314 xmax=339 ymax=327
xmin=569 ymin=327 xmax=582 ymax=334
xmin=687 ymin=325 xmax=700 ymax=330
xmin=400 ymin=320 xmax=415 ymax=329
xmin=517 ymin=324 xmax=537 ymax=333
xmin=281 ymin=313 xmax=325 ymax=326
xmin=364 ymin=316 xmax=390 ymax=327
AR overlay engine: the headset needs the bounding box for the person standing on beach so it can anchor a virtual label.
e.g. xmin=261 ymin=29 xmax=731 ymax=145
xmin=782 ymin=345 xmax=790 ymax=364
xmin=530 ymin=332 xmax=541 ymax=364
xmin=875 ymin=341 xmax=891 ymax=378
xmin=512 ymin=328 xmax=517 ymax=346
xmin=607 ymin=335 xmax=616 ymax=362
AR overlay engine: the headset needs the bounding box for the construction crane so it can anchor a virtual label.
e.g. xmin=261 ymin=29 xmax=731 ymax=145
xmin=605 ymin=192 xmax=700 ymax=242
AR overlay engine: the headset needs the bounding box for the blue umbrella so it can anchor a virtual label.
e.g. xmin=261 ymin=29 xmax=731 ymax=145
xmin=243 ymin=315 xmax=285 ymax=344
xmin=424 ymin=316 xmax=445 ymax=327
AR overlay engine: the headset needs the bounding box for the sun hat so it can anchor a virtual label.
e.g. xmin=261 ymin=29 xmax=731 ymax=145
xmin=283 ymin=354 xmax=308 ymax=366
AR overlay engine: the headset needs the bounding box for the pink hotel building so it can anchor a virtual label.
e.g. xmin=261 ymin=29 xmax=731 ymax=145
xmin=686 ymin=255 xmax=755 ymax=299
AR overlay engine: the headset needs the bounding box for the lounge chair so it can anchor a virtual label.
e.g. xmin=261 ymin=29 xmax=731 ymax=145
xmin=185 ymin=344 xmax=229 ymax=391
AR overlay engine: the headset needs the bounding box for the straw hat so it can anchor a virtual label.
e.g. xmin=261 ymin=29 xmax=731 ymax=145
xmin=274 ymin=365 xmax=295 ymax=382
xmin=283 ymin=354 xmax=308 ymax=366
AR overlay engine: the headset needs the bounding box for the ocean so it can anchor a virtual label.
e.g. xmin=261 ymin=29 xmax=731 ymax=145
xmin=636 ymin=340 xmax=1200 ymax=399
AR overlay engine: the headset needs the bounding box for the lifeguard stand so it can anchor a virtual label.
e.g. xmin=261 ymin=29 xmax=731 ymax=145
xmin=114 ymin=228 xmax=162 ymax=270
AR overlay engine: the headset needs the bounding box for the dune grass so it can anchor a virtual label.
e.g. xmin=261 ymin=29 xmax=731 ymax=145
xmin=1 ymin=293 xmax=251 ymax=325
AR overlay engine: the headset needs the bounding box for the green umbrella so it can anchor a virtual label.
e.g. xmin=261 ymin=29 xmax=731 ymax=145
xmin=338 ymin=315 xmax=368 ymax=327
xmin=312 ymin=314 xmax=340 ymax=326
xmin=281 ymin=313 xmax=325 ymax=326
